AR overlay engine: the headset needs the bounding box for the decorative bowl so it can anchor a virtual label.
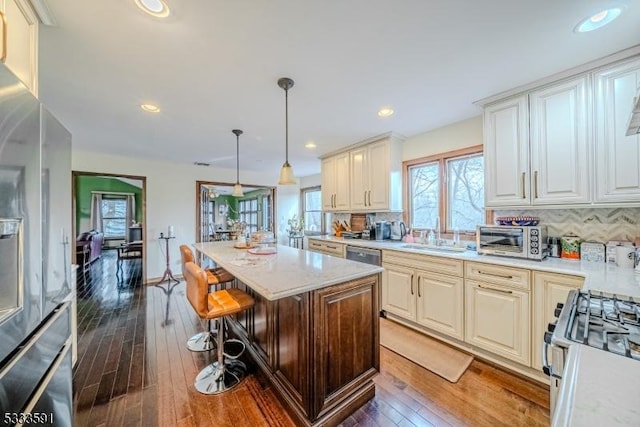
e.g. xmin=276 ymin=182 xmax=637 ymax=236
xmin=495 ymin=216 xmax=540 ymax=226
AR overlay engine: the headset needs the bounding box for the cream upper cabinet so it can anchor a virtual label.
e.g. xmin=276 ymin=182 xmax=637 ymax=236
xmin=484 ymin=96 xmax=530 ymax=206
xmin=1 ymin=0 xmax=38 ymax=95
xmin=529 ymin=76 xmax=591 ymax=205
xmin=484 ymin=76 xmax=591 ymax=207
xmin=532 ymin=272 xmax=583 ymax=371
xmin=350 ymin=136 xmax=402 ymax=212
xmin=321 ymin=133 xmax=403 ymax=212
xmin=593 ymin=58 xmax=640 ymax=203
xmin=465 ymin=279 xmax=531 ymax=366
xmin=321 ymin=152 xmax=350 ymax=211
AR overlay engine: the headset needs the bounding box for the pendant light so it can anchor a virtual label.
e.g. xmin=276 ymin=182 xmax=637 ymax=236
xmin=278 ymin=77 xmax=296 ymax=185
xmin=232 ymin=129 xmax=244 ymax=197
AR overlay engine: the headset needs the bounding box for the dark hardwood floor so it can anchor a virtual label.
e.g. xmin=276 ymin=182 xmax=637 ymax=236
xmin=73 ymin=251 xmax=550 ymax=426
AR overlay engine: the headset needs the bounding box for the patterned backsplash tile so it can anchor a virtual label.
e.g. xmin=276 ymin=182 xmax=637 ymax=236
xmin=494 ymin=208 xmax=640 ymax=243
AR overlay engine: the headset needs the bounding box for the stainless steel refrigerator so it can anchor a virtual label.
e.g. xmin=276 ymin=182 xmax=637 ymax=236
xmin=0 ymin=62 xmax=73 ymax=426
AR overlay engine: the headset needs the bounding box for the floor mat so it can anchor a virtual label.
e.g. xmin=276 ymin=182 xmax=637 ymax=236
xmin=380 ymin=317 xmax=473 ymax=383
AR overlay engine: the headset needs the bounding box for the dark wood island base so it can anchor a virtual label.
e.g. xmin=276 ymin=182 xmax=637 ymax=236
xmin=227 ymin=273 xmax=381 ymax=426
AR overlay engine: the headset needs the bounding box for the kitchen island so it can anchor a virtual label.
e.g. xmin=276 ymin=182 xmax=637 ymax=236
xmin=193 ymin=241 xmax=383 ymax=427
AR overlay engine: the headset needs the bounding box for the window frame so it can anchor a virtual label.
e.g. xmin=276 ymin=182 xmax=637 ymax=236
xmin=301 ymin=186 xmax=324 ymax=235
xmin=403 ymin=145 xmax=489 ymax=237
xmin=100 ymin=196 xmax=128 ymax=239
xmin=238 ymin=198 xmax=259 ymax=233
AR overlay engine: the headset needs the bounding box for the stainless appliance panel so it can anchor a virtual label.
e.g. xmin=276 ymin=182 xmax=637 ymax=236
xmin=25 ymin=341 xmax=73 ymax=427
xmin=0 ymin=302 xmax=70 ymax=416
xmin=0 ymin=64 xmax=43 ymax=363
xmin=41 ymin=107 xmax=72 ymax=317
xmin=345 ymin=246 xmax=382 ymax=266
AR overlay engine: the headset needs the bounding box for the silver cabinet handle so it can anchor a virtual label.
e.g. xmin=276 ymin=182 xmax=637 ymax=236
xmin=0 ymin=12 xmax=6 ymax=63
xmin=477 ymin=270 xmax=513 ymax=280
xmin=368 ymin=190 xmax=371 ymax=206
xmin=534 ymin=171 xmax=539 ymax=199
xmin=364 ymin=190 xmax=367 ymax=206
xmin=417 ymin=276 xmax=422 ymax=298
xmin=326 ymin=245 xmax=338 ymax=250
xmin=478 ymin=284 xmax=513 ymax=294
xmin=521 ymin=172 xmax=526 ymax=199
xmin=410 ymin=274 xmax=414 ymax=295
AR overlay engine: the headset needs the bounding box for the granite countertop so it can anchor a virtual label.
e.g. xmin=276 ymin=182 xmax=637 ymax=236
xmin=552 ymin=345 xmax=640 ymax=426
xmin=307 ymin=236 xmax=640 ymax=298
xmin=193 ymin=241 xmax=383 ymax=301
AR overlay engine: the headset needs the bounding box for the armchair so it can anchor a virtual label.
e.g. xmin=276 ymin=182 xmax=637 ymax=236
xmin=76 ymin=230 xmax=104 ymax=264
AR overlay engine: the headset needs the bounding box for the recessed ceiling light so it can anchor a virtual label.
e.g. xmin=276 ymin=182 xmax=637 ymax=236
xmin=575 ymin=7 xmax=623 ymax=32
xmin=134 ymin=0 xmax=170 ymax=18
xmin=378 ymin=107 xmax=394 ymax=118
xmin=305 ymin=141 xmax=317 ymax=149
xmin=140 ymin=103 xmax=160 ymax=113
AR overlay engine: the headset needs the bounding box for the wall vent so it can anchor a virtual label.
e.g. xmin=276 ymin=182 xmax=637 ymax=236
xmin=193 ymin=162 xmax=211 ymax=167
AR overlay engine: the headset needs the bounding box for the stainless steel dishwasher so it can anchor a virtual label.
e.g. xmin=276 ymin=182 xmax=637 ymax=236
xmin=345 ymin=245 xmax=382 ymax=266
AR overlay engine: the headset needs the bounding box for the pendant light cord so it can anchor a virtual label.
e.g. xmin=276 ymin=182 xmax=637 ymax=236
xmin=285 ymin=87 xmax=289 ymax=164
xmin=236 ymin=134 xmax=240 ymax=184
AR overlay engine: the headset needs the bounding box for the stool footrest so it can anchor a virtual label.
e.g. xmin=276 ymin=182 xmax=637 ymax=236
xmin=223 ymin=339 xmax=246 ymax=359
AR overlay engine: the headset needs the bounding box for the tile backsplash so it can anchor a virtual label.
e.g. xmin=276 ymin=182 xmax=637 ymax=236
xmin=330 ymin=212 xmax=403 ymax=230
xmin=495 ymin=207 xmax=640 ymax=243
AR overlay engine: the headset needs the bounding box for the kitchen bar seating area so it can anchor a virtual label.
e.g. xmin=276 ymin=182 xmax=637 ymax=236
xmin=71 ymin=248 xmax=550 ymax=426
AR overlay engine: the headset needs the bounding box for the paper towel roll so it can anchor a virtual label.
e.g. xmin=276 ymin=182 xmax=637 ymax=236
xmin=615 ymin=246 xmax=635 ymax=268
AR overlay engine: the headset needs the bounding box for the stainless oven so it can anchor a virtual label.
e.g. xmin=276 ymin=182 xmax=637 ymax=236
xmin=477 ymin=225 xmax=548 ymax=260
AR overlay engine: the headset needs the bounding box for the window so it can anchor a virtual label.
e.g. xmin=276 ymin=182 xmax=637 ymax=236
xmin=238 ymin=198 xmax=258 ymax=233
xmin=101 ymin=197 xmax=127 ymax=238
xmin=406 ymin=146 xmax=484 ymax=233
xmin=301 ymin=186 xmax=324 ymax=234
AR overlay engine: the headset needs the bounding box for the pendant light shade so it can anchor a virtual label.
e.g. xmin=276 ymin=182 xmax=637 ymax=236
xmin=232 ymin=129 xmax=244 ymax=197
xmin=277 ymin=77 xmax=296 ymax=185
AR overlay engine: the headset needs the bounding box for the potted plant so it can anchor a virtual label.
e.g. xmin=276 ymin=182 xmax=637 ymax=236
xmin=287 ymin=215 xmax=304 ymax=237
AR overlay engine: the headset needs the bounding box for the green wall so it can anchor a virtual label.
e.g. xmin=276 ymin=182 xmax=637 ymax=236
xmin=75 ymin=175 xmax=143 ymax=232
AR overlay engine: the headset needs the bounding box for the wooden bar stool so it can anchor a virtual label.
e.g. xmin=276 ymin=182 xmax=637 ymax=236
xmin=179 ymin=245 xmax=235 ymax=352
xmin=184 ymin=262 xmax=254 ymax=394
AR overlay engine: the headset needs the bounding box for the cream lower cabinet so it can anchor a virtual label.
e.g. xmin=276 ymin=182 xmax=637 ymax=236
xmin=464 ymin=262 xmax=531 ymax=366
xmin=532 ymin=271 xmax=583 ymax=371
xmin=381 ymin=251 xmax=464 ymax=340
xmin=465 ymin=280 xmax=530 ymax=365
xmin=416 ymin=271 xmax=464 ymax=340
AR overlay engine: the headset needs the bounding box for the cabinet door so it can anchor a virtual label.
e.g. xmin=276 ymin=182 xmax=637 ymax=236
xmin=349 ymin=147 xmax=367 ymax=210
xmin=465 ymin=280 xmax=530 ymax=365
xmin=2 ymin=0 xmax=38 ymax=95
xmin=594 ymin=58 xmax=640 ymax=203
xmin=484 ymin=96 xmax=530 ymax=206
xmin=416 ymin=271 xmax=463 ymax=340
xmin=532 ymin=272 xmax=583 ymax=371
xmin=366 ymin=140 xmax=390 ymax=210
xmin=529 ymin=76 xmax=591 ymax=205
xmin=333 ymin=152 xmax=350 ymax=210
xmin=381 ymin=263 xmax=415 ymax=320
xmin=321 ymin=157 xmax=336 ymax=210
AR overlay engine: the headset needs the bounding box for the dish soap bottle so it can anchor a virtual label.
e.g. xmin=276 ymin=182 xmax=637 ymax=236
xmin=404 ymin=230 xmax=414 ymax=243
xmin=427 ymin=229 xmax=435 ymax=245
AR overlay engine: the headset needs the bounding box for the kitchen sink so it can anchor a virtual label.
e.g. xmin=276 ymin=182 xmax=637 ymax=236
xmin=400 ymin=244 xmax=467 ymax=253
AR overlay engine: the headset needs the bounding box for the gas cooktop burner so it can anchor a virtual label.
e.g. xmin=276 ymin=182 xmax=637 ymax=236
xmin=567 ymin=291 xmax=640 ymax=360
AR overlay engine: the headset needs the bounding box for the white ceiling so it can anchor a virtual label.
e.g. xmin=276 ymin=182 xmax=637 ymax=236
xmin=38 ymin=0 xmax=640 ymax=178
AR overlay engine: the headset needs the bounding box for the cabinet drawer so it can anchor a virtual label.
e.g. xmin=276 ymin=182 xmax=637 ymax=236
xmin=383 ymin=251 xmax=464 ymax=277
xmin=465 ymin=262 xmax=530 ymax=290
xmin=308 ymin=240 xmax=344 ymax=257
